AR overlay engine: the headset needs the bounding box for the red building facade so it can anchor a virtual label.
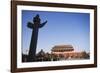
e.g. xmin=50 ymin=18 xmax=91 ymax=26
xmin=51 ymin=45 xmax=89 ymax=60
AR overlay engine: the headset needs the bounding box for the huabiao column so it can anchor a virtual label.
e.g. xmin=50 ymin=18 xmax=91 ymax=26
xmin=27 ymin=14 xmax=47 ymax=62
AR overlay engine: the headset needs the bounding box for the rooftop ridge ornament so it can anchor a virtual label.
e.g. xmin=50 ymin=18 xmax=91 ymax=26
xmin=27 ymin=14 xmax=47 ymax=62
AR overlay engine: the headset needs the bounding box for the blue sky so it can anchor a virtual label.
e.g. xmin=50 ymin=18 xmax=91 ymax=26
xmin=22 ymin=10 xmax=90 ymax=54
